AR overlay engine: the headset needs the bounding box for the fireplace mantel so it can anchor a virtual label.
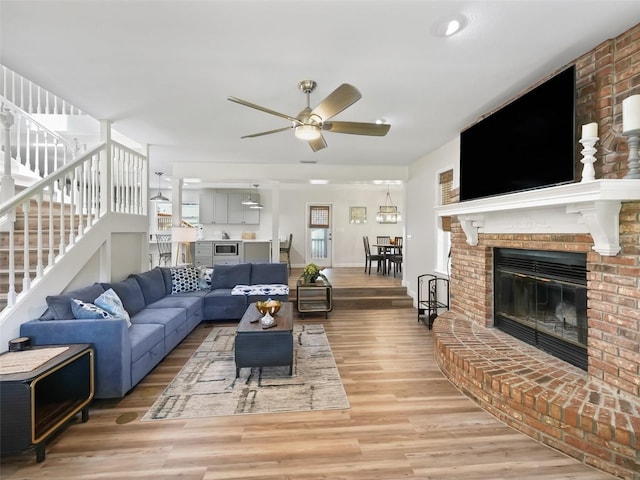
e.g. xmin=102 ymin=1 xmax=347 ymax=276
xmin=435 ymin=179 xmax=640 ymax=255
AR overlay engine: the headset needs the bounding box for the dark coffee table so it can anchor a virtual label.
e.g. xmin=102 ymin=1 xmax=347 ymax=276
xmin=235 ymin=302 xmax=294 ymax=377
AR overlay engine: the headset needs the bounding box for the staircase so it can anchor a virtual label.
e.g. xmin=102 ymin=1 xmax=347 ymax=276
xmin=0 ymin=64 xmax=150 ymax=348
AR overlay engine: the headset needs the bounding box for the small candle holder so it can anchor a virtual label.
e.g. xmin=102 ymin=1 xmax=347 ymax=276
xmin=622 ymin=128 xmax=640 ymax=179
xmin=579 ymin=136 xmax=599 ymax=182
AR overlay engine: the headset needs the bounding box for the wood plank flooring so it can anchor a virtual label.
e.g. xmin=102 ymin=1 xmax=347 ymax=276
xmin=0 ymin=268 xmax=615 ymax=479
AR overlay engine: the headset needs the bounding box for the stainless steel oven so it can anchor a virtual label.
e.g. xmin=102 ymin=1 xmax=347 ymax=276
xmin=214 ymin=242 xmax=240 ymax=256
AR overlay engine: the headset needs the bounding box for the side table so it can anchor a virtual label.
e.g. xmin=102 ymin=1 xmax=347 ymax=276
xmin=0 ymin=343 xmax=94 ymax=462
xmin=296 ymin=277 xmax=333 ymax=318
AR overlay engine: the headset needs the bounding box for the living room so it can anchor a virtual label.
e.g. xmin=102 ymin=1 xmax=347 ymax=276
xmin=2 ymin=2 xmax=640 ymax=479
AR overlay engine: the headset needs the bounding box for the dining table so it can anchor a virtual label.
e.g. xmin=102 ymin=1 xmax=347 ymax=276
xmin=372 ymin=243 xmax=402 ymax=275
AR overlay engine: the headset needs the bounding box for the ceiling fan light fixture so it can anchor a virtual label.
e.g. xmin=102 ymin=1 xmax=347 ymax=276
xmin=294 ymin=124 xmax=321 ymax=141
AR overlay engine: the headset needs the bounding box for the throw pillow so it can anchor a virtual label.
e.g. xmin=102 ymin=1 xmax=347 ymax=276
xmin=170 ymin=267 xmax=200 ymax=294
xmin=95 ymin=288 xmax=132 ymax=328
xmin=197 ymin=266 xmax=214 ymax=289
xmin=71 ymin=299 xmax=114 ymax=320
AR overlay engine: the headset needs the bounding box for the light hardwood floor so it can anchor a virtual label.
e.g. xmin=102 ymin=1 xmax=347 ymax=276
xmin=0 ymin=268 xmax=615 ymax=479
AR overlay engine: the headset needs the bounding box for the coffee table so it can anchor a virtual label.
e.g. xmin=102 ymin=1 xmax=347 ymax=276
xmin=235 ymin=302 xmax=294 ymax=377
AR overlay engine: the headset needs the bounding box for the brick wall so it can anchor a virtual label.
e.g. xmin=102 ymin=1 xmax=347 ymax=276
xmin=449 ymin=23 xmax=640 ymax=398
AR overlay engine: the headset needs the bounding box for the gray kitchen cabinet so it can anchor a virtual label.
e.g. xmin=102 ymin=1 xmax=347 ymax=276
xmin=227 ymin=192 xmax=245 ymax=224
xmin=194 ymin=241 xmax=213 ymax=267
xmin=184 ymin=190 xmax=262 ymax=225
xmin=213 ymin=192 xmax=229 ymax=224
xmin=198 ymin=191 xmax=215 ymax=224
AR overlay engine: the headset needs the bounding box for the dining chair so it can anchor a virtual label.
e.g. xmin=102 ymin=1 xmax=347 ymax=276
xmin=280 ymin=233 xmax=293 ymax=274
xmin=363 ymin=236 xmax=385 ymax=275
xmin=389 ymin=236 xmax=403 ymax=277
xmin=156 ymin=234 xmax=172 ymax=267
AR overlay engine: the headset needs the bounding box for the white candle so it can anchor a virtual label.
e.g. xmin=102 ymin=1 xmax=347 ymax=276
xmin=581 ymin=122 xmax=598 ymax=139
xmin=622 ymin=94 xmax=640 ymax=133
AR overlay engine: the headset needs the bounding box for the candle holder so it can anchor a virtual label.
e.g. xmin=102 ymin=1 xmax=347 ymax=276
xmin=622 ymin=128 xmax=640 ymax=179
xmin=579 ymin=136 xmax=599 ymax=182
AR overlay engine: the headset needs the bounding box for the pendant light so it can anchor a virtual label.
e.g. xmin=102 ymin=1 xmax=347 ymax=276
xmin=249 ymin=184 xmax=264 ymax=209
xmin=376 ymin=185 xmax=401 ymax=224
xmin=150 ymin=172 xmax=169 ymax=201
xmin=241 ymin=184 xmax=258 ymax=205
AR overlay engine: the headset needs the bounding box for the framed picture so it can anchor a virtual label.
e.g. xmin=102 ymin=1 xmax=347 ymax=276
xmin=349 ymin=206 xmax=367 ymax=224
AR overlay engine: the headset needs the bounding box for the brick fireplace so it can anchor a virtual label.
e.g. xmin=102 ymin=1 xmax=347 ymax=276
xmin=433 ymin=187 xmax=640 ymax=479
xmin=431 ymin=23 xmax=640 ymax=480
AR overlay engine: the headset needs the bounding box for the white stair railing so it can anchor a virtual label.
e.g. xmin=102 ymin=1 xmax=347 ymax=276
xmin=1 ymin=65 xmax=84 ymax=115
xmin=0 ymin=141 xmax=148 ymax=310
xmin=1 ymin=98 xmax=76 ymax=179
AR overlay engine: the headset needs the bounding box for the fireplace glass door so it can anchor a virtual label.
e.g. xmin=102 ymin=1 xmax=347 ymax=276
xmin=494 ymin=248 xmax=587 ymax=370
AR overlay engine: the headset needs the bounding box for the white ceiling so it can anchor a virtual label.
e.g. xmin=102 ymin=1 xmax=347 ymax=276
xmin=2 ymin=1 xmax=640 ymax=187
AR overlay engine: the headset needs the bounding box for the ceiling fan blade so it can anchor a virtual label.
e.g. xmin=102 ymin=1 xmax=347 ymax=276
xmin=241 ymin=126 xmax=292 ymax=138
xmin=311 ymin=84 xmax=362 ymax=121
xmin=323 ymin=121 xmax=390 ymax=136
xmin=228 ymin=96 xmax=301 ymax=124
xmin=308 ymin=134 xmax=327 ymax=152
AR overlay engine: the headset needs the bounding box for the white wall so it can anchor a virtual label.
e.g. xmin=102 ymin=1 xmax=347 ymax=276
xmin=404 ymin=137 xmax=459 ymax=302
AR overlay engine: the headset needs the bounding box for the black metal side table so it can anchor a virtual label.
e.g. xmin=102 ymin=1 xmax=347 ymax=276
xmin=0 ymin=343 xmax=94 ymax=462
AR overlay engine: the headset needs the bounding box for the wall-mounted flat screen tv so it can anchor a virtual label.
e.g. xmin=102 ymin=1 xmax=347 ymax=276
xmin=460 ymin=65 xmax=576 ymax=201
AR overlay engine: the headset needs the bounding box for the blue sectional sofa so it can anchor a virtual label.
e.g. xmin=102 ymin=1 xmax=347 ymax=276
xmin=20 ymin=262 xmax=289 ymax=399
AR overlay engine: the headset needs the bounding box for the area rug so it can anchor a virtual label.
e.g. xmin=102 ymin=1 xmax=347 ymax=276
xmin=142 ymin=324 xmax=349 ymax=421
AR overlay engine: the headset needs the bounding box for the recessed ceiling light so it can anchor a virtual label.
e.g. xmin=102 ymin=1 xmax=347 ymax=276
xmin=310 ymin=179 xmax=329 ymax=185
xmin=432 ymin=14 xmax=467 ymax=37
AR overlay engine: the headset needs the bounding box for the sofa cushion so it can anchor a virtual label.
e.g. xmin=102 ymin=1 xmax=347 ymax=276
xmin=71 ymin=299 xmax=114 ymax=319
xmin=159 ymin=267 xmax=173 ymax=294
xmin=210 ymin=263 xmax=251 ymax=289
xmin=250 ymin=262 xmax=288 ymax=285
xmin=203 ymin=288 xmax=248 ymax=307
xmin=100 ymin=277 xmax=146 ymax=317
xmin=95 ymin=288 xmax=132 ymax=327
xmin=170 ymin=266 xmax=200 ymax=294
xmin=45 ymin=283 xmax=106 ymax=320
xmin=131 ymin=267 xmax=168 ymax=305
xmin=130 ymin=307 xmax=187 ymax=337
xmin=146 ymin=294 xmax=204 ymax=318
xmin=129 ymin=323 xmax=165 ymax=363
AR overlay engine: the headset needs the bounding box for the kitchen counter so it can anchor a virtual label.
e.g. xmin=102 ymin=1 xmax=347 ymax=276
xmin=194 ymin=239 xmax=272 ymax=266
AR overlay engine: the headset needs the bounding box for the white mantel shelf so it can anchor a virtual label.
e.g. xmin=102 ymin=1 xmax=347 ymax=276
xmin=435 ymin=179 xmax=640 ymax=256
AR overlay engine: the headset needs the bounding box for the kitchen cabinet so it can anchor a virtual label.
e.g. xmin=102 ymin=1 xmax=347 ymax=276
xmin=194 ymin=241 xmax=213 ymax=267
xmin=213 ymin=192 xmax=229 ymax=224
xmin=199 ymin=190 xmax=261 ymax=225
xmin=227 ymin=192 xmax=260 ymax=224
xmin=198 ymin=191 xmax=214 ymax=224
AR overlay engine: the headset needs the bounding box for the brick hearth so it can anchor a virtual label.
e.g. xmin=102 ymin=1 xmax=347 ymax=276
xmin=433 ymin=311 xmax=640 ymax=479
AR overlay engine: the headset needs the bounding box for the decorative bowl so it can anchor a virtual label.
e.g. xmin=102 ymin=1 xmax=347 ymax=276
xmin=255 ymin=300 xmax=282 ymax=316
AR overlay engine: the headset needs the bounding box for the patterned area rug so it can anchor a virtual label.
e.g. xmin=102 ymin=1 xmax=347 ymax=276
xmin=142 ymin=324 xmax=349 ymax=420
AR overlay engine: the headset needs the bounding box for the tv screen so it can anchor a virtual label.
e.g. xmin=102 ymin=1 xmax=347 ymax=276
xmin=460 ymin=65 xmax=576 ymax=201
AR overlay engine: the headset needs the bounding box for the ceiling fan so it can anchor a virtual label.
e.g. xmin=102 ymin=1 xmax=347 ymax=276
xmin=227 ymin=80 xmax=390 ymax=152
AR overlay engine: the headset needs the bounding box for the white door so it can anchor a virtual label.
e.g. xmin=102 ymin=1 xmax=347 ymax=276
xmin=306 ymin=203 xmax=332 ymax=268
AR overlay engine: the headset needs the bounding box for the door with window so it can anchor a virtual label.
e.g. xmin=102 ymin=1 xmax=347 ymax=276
xmin=306 ymin=204 xmax=332 ymax=268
